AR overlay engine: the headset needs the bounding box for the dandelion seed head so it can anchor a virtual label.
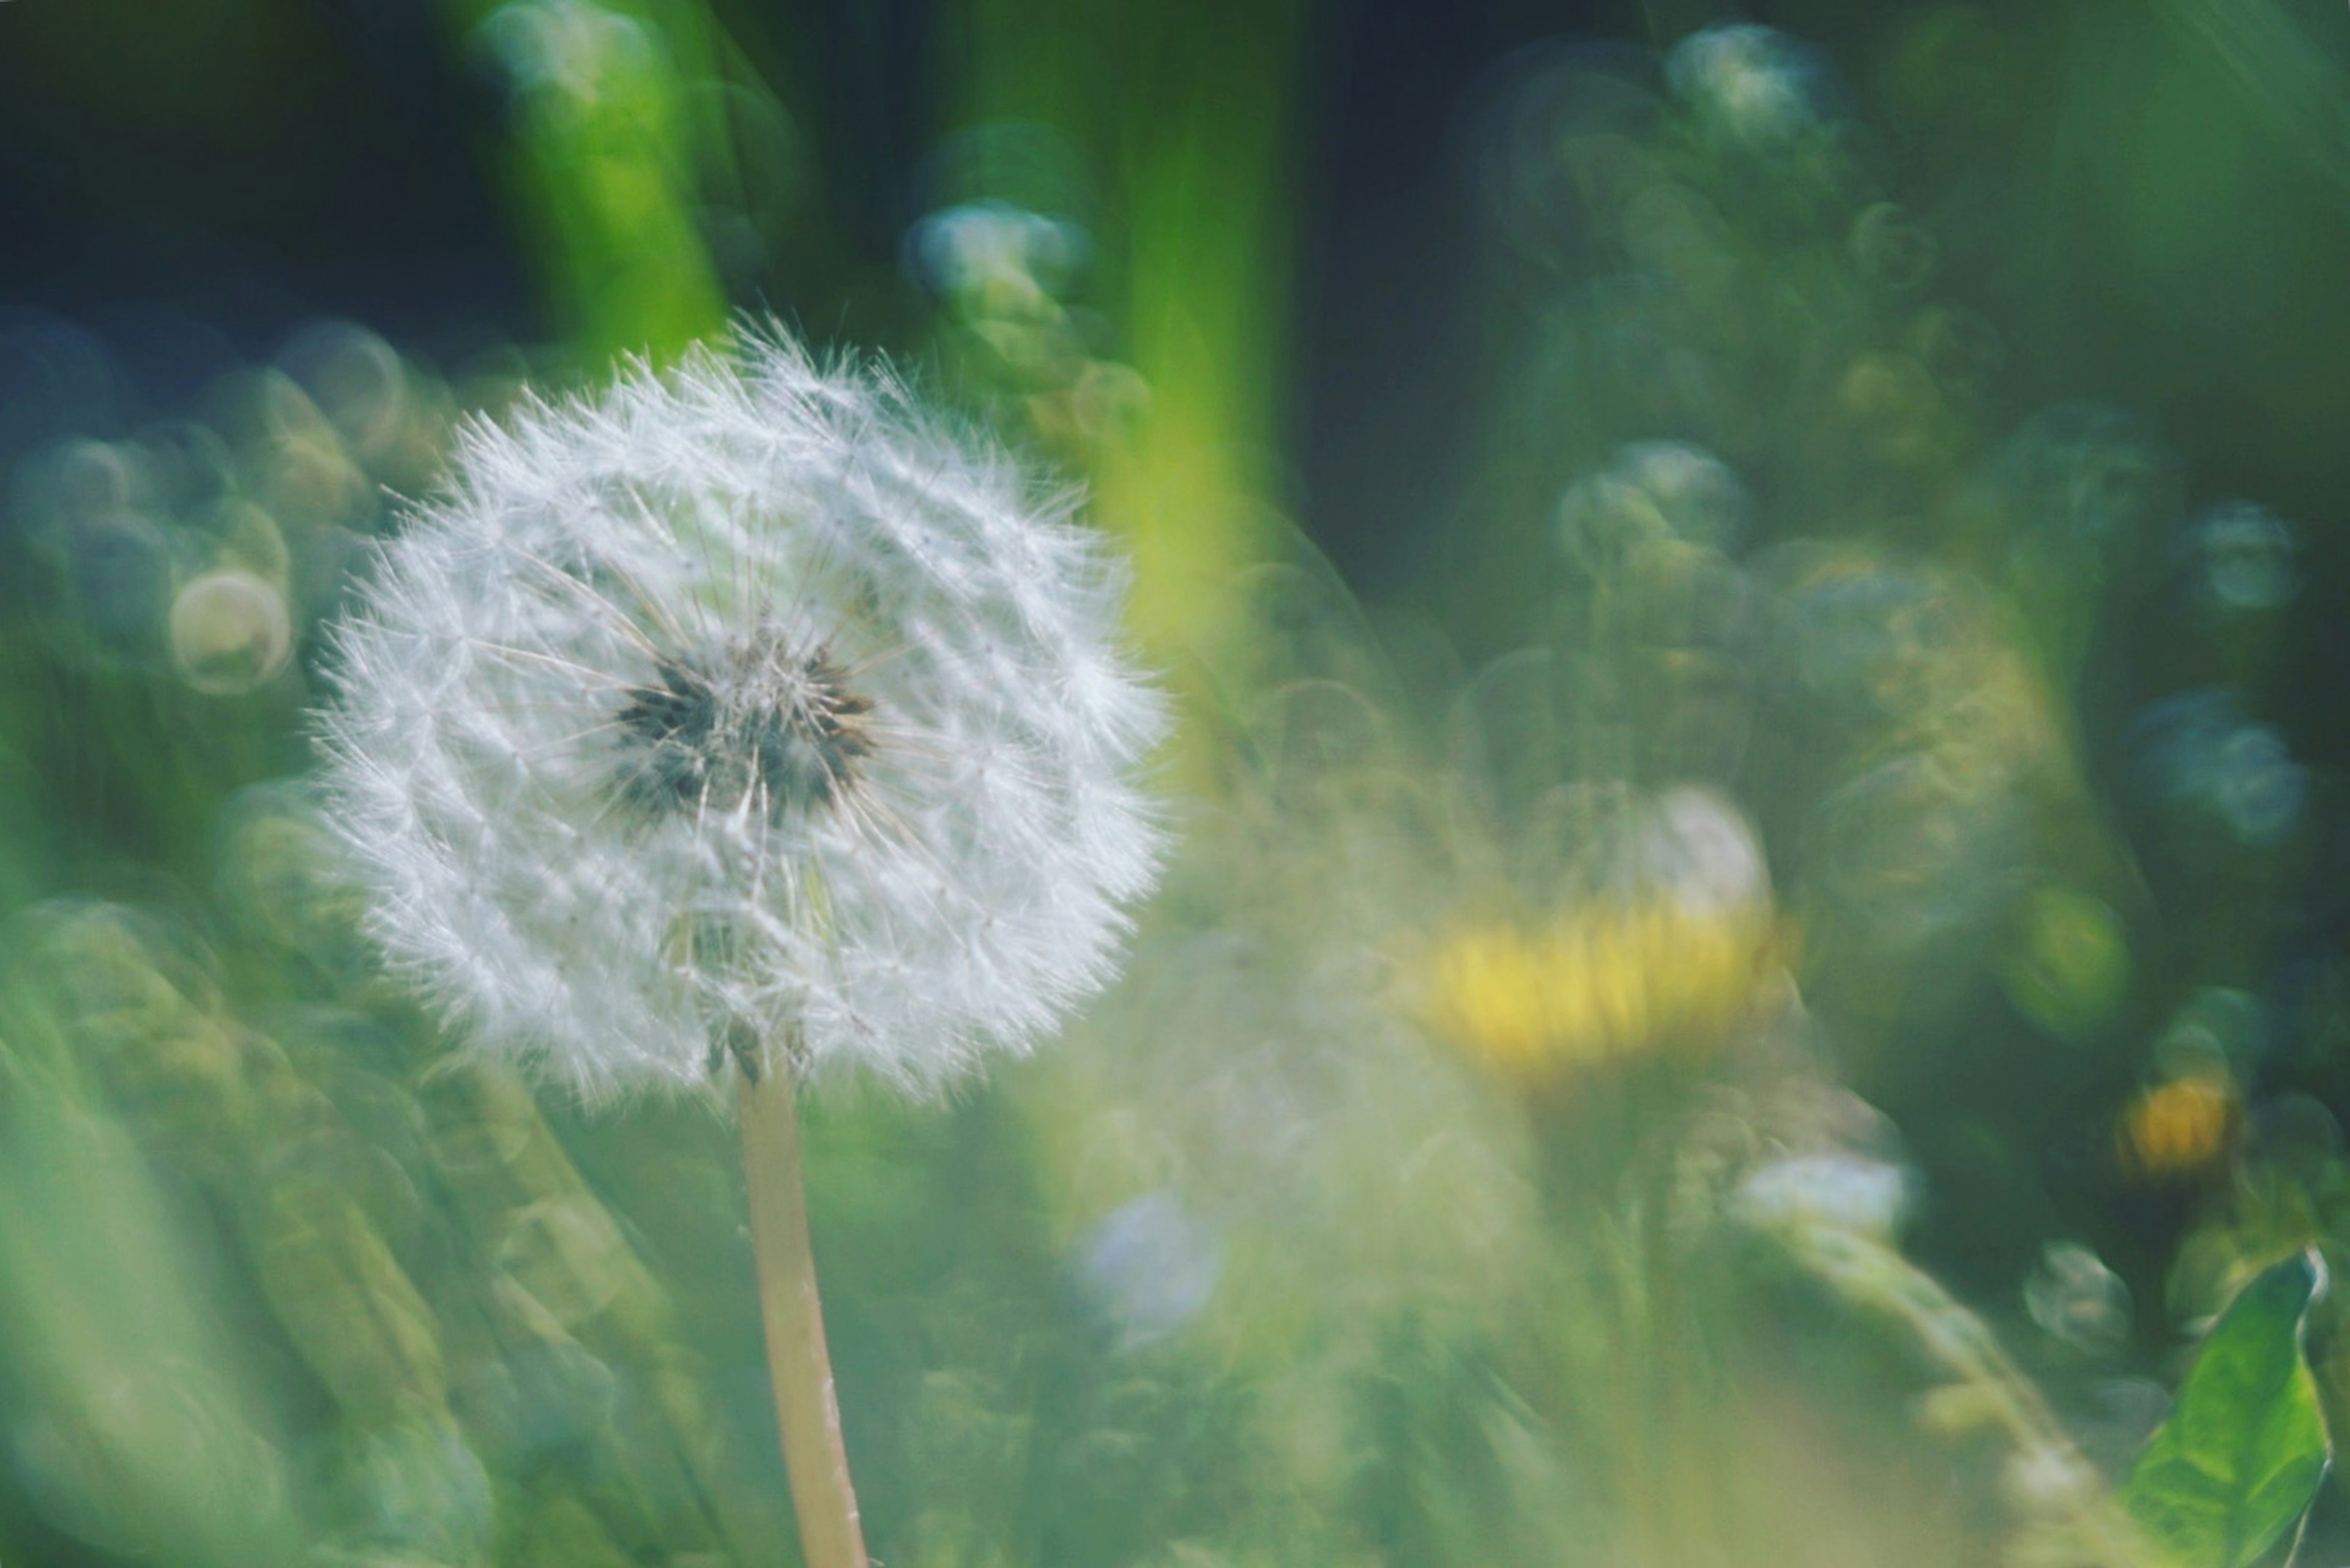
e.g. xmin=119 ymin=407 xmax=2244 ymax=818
xmin=319 ymin=324 xmax=1168 ymax=1097
xmin=611 ymin=635 xmax=875 ymax=823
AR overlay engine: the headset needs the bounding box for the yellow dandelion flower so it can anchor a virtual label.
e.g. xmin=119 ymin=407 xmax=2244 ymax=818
xmin=2117 ymin=1073 xmax=2240 ymax=1182
xmin=1417 ymin=898 xmax=1778 ymax=1088
xmin=1415 ymin=789 xmax=1781 ymax=1088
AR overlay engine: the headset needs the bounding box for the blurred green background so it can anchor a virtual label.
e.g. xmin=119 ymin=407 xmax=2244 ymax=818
xmin=6 ymin=0 xmax=2350 ymax=1564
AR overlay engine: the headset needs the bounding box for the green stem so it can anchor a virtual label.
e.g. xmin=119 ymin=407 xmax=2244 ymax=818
xmin=738 ymin=1055 xmax=869 ymax=1568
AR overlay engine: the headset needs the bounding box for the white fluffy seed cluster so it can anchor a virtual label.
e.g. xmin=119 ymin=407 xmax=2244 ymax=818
xmin=319 ymin=325 xmax=1168 ymax=1098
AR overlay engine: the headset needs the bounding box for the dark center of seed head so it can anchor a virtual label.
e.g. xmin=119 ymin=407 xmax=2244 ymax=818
xmin=614 ymin=644 xmax=875 ymax=822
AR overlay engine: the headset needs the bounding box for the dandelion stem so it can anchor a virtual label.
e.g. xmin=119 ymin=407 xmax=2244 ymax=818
xmin=738 ymin=1053 xmax=870 ymax=1568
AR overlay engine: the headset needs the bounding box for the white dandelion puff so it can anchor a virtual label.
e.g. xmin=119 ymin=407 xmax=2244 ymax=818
xmin=318 ymin=324 xmax=1169 ymax=1568
xmin=317 ymin=323 xmax=1170 ymax=1099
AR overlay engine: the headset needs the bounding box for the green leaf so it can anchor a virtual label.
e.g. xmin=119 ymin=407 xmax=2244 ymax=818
xmin=2120 ymin=1249 xmax=2333 ymax=1568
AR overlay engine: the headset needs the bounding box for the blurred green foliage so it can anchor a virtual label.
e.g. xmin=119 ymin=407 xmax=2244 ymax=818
xmin=6 ymin=0 xmax=2350 ymax=1564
